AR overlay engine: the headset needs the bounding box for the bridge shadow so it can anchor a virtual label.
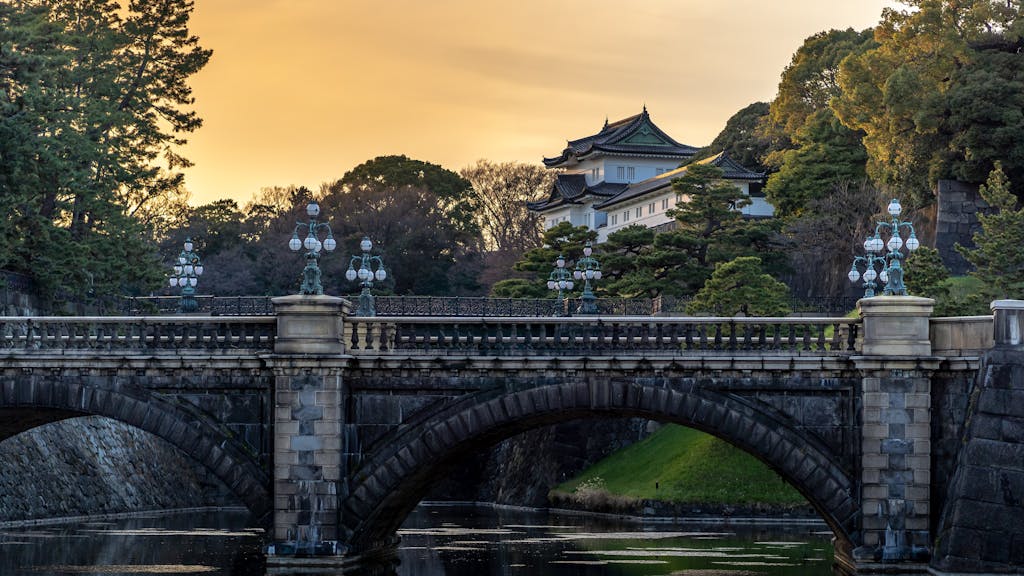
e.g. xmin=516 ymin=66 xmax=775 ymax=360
xmin=0 ymin=380 xmax=269 ymax=517
xmin=342 ymin=380 xmax=858 ymax=561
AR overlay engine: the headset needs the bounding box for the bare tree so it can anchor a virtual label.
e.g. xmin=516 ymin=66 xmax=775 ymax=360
xmin=460 ymin=160 xmax=554 ymax=254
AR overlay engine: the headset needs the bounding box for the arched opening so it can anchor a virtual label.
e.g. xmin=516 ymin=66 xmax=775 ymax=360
xmin=343 ymin=381 xmax=857 ymax=559
xmin=0 ymin=380 xmax=270 ymax=517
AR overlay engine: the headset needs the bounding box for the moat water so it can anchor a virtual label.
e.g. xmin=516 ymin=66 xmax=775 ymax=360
xmin=1 ymin=505 xmax=835 ymax=575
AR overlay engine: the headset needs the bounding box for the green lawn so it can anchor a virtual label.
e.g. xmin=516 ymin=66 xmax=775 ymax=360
xmin=553 ymin=424 xmax=806 ymax=505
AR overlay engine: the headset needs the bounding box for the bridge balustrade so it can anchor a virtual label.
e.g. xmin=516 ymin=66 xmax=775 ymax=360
xmin=0 ymin=316 xmax=276 ymax=352
xmin=344 ymin=315 xmax=861 ymax=355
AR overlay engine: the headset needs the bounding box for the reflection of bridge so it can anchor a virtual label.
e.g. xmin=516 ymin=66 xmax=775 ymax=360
xmin=1 ymin=296 xmax=1020 ymax=574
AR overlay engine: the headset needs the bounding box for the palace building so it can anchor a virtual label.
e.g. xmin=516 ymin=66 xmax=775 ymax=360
xmin=527 ymin=108 xmax=772 ymax=242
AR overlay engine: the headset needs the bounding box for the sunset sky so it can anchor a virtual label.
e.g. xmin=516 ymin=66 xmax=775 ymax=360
xmin=182 ymin=0 xmax=903 ymax=206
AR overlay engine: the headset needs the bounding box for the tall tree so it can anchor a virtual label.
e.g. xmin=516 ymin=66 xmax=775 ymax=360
xmin=957 ymin=163 xmax=1024 ymax=299
xmin=834 ymin=1 xmax=1024 ymax=204
xmin=459 ymin=160 xmax=552 ymax=254
xmin=490 ymin=222 xmax=595 ymax=298
xmin=320 ymin=156 xmax=482 ymax=296
xmin=690 ymin=102 xmax=770 ymax=172
xmin=686 ymin=256 xmax=791 ymax=317
xmin=0 ymin=0 xmax=210 ymax=301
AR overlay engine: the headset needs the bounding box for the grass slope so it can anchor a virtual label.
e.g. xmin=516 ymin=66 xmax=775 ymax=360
xmin=554 ymin=424 xmax=805 ymax=505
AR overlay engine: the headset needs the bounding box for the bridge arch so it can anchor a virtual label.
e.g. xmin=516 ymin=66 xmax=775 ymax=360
xmin=0 ymin=378 xmax=269 ymax=516
xmin=342 ymin=380 xmax=858 ymax=555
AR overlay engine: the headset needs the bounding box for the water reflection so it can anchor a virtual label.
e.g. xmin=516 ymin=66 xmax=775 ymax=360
xmin=0 ymin=510 xmax=264 ymax=576
xmin=396 ymin=504 xmax=834 ymax=576
xmin=0 ymin=505 xmax=834 ymax=576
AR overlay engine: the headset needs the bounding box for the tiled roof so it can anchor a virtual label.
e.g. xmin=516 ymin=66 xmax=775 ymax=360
xmin=543 ymin=108 xmax=698 ymax=167
xmin=593 ymin=151 xmax=765 ymax=210
xmin=526 ymin=174 xmax=628 ymax=212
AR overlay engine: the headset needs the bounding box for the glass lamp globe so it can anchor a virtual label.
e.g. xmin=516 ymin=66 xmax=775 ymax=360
xmin=863 ymin=238 xmax=873 ymax=252
xmin=567 ymin=281 xmax=574 ymax=290
xmin=178 ymin=276 xmax=188 ymax=286
xmin=360 ymin=237 xmax=372 ymax=252
xmin=879 ymin=270 xmax=889 ymax=283
xmin=358 ymin=267 xmax=370 ymax=281
xmin=173 ymin=264 xmax=183 ymax=275
xmin=586 ymin=269 xmax=594 ymax=279
xmin=906 ymin=234 xmax=920 ymax=251
xmin=557 ymin=280 xmax=566 ymax=290
xmin=573 ymin=270 xmax=582 ymax=280
xmin=583 ymin=244 xmax=593 ymax=257
xmin=169 ymin=277 xmax=178 ymax=287
xmin=303 ymin=235 xmax=317 ymax=250
xmin=375 ymin=268 xmax=386 ymax=281
xmin=887 ymin=235 xmax=903 ymax=251
xmin=888 ymin=199 xmax=902 ymax=216
xmin=594 ymin=270 xmax=602 ymax=280
xmin=183 ymin=240 xmax=194 ymax=252
xmin=547 ymin=280 xmax=556 ymax=290
xmin=178 ymin=256 xmax=186 ymax=265
xmin=306 ymin=202 xmax=320 ymax=217
xmin=872 ymin=237 xmax=885 ymax=253
xmin=346 ymin=268 xmax=357 ymax=282
xmin=289 ymin=236 xmax=302 ymax=251
xmin=848 ymin=268 xmax=860 ymax=283
xmin=195 ymin=265 xmax=204 ymax=276
xmin=556 ymin=256 xmax=565 ymax=269
xmin=314 ymin=239 xmax=323 ymax=253
xmin=864 ymin=268 xmax=877 ymax=282
xmin=188 ymin=277 xmax=197 ymax=287
xmin=323 ymin=237 xmax=337 ymax=251
xmin=183 ymin=264 xmax=194 ymax=275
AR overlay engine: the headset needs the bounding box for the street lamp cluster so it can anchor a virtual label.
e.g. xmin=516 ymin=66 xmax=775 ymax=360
xmin=168 ymin=201 xmax=388 ymax=315
xmin=345 ymin=237 xmax=387 ymax=317
xmin=849 ymin=198 xmax=920 ymax=298
xmin=547 ymin=242 xmax=602 ymax=315
xmin=168 ymin=237 xmax=204 ymax=313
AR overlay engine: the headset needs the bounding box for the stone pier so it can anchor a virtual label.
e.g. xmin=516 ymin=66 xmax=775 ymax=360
xmin=852 ymin=296 xmax=936 ymax=568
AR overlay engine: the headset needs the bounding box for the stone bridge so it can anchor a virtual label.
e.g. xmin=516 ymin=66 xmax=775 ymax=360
xmin=0 ymin=295 xmax=1020 ymax=575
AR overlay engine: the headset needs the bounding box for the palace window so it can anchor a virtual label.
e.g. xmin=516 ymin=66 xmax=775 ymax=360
xmin=623 ymin=210 xmax=630 ymax=222
xmin=611 ymin=214 xmax=618 ymax=225
xmin=635 ymin=207 xmax=642 ymax=219
xmin=616 ymin=166 xmax=625 ymax=180
xmin=591 ymin=167 xmax=600 ymax=181
xmin=627 ymin=166 xmax=636 ymax=180
xmin=648 ymin=202 xmax=656 ymax=215
xmin=661 ymin=198 xmax=669 ymax=210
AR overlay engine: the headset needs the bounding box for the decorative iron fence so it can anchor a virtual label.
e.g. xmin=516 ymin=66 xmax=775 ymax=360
xmin=344 ymin=316 xmax=861 ymax=356
xmin=0 ymin=316 xmax=276 ymax=352
xmin=121 ymin=296 xmax=275 ymax=316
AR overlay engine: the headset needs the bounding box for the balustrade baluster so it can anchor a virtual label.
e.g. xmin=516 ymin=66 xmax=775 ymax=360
xmin=816 ymin=323 xmax=827 ymax=351
xmin=802 ymin=323 xmax=812 ymax=351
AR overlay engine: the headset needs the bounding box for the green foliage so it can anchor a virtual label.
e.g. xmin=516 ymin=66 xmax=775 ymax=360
xmin=905 ymin=247 xmax=950 ymax=300
xmin=0 ymin=0 xmax=209 ymax=302
xmin=760 ymin=28 xmax=876 ymax=170
xmin=600 ymin=225 xmax=694 ymax=298
xmin=686 ymin=257 xmax=791 ymax=316
xmin=764 ymin=109 xmax=868 ymax=219
xmin=834 ymin=1 xmax=1024 ymax=204
xmin=489 ymin=222 xmax=596 ymax=298
xmin=554 ymin=424 xmax=805 ymax=506
xmin=957 ymin=163 xmax=1024 ymax=300
xmin=322 ymin=155 xmax=482 ymax=296
xmin=691 ymin=102 xmax=770 ymax=172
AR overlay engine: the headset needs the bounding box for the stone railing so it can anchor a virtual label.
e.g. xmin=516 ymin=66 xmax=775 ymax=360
xmin=0 ymin=316 xmax=276 ymax=352
xmin=343 ymin=316 xmax=862 ymax=356
xmin=930 ymin=315 xmax=994 ymax=356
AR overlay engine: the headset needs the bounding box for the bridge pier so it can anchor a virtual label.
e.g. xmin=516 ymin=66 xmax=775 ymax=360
xmin=266 ymin=295 xmax=349 ymax=559
xmin=851 ymin=296 xmax=936 ymax=569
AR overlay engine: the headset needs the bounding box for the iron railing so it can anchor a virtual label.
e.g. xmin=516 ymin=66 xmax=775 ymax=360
xmin=344 ymin=316 xmax=861 ymax=356
xmin=0 ymin=316 xmax=276 ymax=352
xmin=121 ymin=296 xmax=275 ymax=316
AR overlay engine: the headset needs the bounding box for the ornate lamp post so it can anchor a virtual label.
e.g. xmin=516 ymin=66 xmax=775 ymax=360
xmin=573 ymin=242 xmax=602 ymax=314
xmin=169 ymin=237 xmax=204 ymax=313
xmin=546 ymin=254 xmax=574 ymax=314
xmin=345 ymin=237 xmax=387 ymax=316
xmin=849 ymin=198 xmax=921 ymax=297
xmin=288 ymin=201 xmax=337 ymax=295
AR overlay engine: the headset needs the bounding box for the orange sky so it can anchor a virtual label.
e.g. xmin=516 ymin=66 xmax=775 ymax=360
xmin=182 ymin=0 xmax=902 ymax=206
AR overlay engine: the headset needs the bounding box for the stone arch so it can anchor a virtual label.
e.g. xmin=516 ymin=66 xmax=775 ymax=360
xmin=0 ymin=378 xmax=269 ymax=516
xmin=342 ymin=380 xmax=857 ymax=555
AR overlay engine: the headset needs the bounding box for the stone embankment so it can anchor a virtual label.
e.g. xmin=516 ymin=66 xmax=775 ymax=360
xmin=0 ymin=417 xmax=236 ymax=522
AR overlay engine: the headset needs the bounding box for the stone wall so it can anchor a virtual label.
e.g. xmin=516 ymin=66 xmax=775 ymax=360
xmin=0 ymin=416 xmax=237 ymax=522
xmin=935 ymin=179 xmax=989 ymax=275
